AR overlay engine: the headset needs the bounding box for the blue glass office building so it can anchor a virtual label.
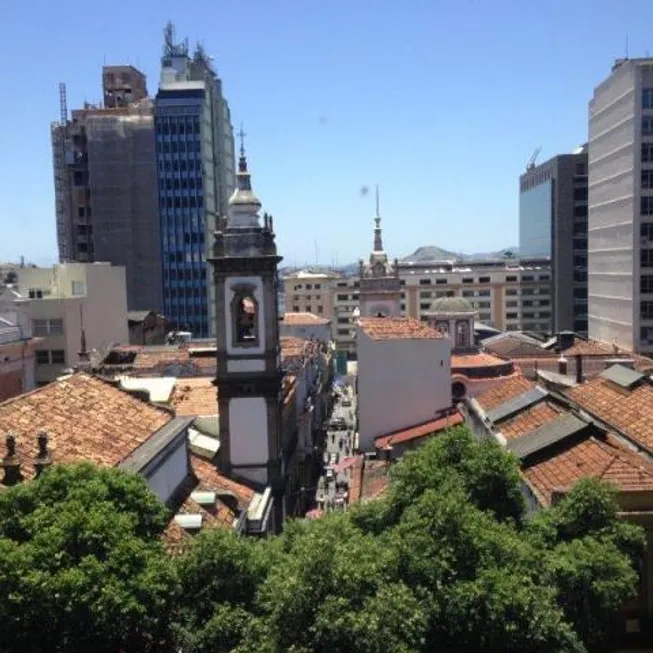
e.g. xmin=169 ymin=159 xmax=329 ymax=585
xmin=154 ymin=28 xmax=235 ymax=337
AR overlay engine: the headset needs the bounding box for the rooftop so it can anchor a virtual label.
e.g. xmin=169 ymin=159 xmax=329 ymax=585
xmin=451 ymin=351 xmax=511 ymax=369
xmin=349 ymin=458 xmax=391 ymax=504
xmin=357 ymin=317 xmax=443 ymax=341
xmin=0 ymin=373 xmax=172 ymax=478
xmin=498 ymin=400 xmax=565 ymax=441
xmin=171 ymin=378 xmax=218 ymax=416
xmin=524 ymin=435 xmax=653 ymax=506
xmin=473 ymin=374 xmax=535 ymax=412
xmin=374 ymin=411 xmax=464 ymax=449
xmin=566 ymin=371 xmax=653 ymax=453
xmin=282 ymin=312 xmax=330 ymax=326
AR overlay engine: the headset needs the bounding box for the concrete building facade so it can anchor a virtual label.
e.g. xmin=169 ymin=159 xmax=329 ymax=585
xmin=519 ymin=146 xmax=589 ymax=334
xmin=51 ymin=67 xmax=162 ymax=313
xmin=284 ymin=258 xmax=552 ymax=357
xmin=14 ymin=263 xmax=128 ymax=384
xmin=155 ymin=23 xmax=236 ymax=338
xmin=588 ymin=57 xmax=653 ymax=352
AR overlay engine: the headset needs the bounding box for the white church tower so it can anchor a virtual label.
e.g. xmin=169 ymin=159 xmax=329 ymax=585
xmin=358 ymin=186 xmax=402 ymax=318
xmin=209 ymin=128 xmax=284 ymax=517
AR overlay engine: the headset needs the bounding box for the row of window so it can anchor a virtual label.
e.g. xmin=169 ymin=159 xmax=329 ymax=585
xmin=159 ymin=177 xmax=204 ymax=191
xmin=643 ymin=88 xmax=653 ymax=110
xmin=159 ymin=196 xmax=205 ymax=210
xmin=36 ymin=350 xmax=65 ymax=365
xmin=158 ymin=141 xmax=203 ymax=155
xmin=156 ymin=118 xmax=201 ymax=135
xmin=644 ymin=116 xmax=653 ymax=136
xmin=292 ymin=306 xmax=324 ymax=314
xmin=33 ymin=319 xmax=64 ymax=336
xmin=158 ymin=158 xmax=203 ymax=173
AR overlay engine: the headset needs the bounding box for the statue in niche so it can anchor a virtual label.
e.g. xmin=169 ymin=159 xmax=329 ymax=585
xmin=236 ymin=297 xmax=256 ymax=342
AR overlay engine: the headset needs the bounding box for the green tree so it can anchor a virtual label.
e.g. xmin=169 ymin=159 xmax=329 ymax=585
xmin=0 ymin=463 xmax=177 ymax=653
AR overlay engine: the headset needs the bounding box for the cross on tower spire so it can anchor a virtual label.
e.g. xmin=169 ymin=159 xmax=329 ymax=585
xmin=237 ymin=123 xmax=247 ymax=157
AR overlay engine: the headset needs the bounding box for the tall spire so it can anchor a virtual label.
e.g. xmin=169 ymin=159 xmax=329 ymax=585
xmin=373 ymin=185 xmax=384 ymax=253
xmin=228 ymin=123 xmax=261 ymax=218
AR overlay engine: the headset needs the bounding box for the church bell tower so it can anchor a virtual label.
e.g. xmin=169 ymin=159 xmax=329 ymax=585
xmin=209 ymin=127 xmax=283 ymax=495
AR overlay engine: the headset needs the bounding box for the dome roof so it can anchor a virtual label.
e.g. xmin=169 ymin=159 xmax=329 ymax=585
xmin=431 ymin=296 xmax=475 ymax=314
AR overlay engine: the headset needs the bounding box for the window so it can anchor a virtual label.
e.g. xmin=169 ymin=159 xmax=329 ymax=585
xmin=33 ymin=318 xmax=63 ymax=336
xmin=32 ymin=319 xmax=48 ymax=336
xmin=642 ymin=143 xmax=653 ymax=162
xmin=292 ymin=306 xmax=299 ymax=312
xmin=50 ymin=350 xmax=65 ymax=364
xmin=575 ymin=162 xmax=586 ymax=176
xmin=642 ymin=223 xmax=653 ymax=241
xmin=506 ymin=312 xmax=518 ymax=319
xmin=642 ymin=249 xmax=653 ymax=268
xmin=643 ymin=170 xmax=653 ymax=190
xmin=478 ymin=276 xmax=490 ymax=283
xmin=419 ymin=302 xmax=431 ymax=310
xmin=337 ymin=294 xmax=348 ymax=301
xmin=305 ymin=284 xmax=312 ymax=290
xmin=317 ymin=305 xmax=323 ymax=313
xmin=435 ymin=278 xmax=447 ymax=285
xmin=539 ymin=274 xmax=550 ymax=281
xmin=419 ymin=279 xmax=431 ymax=285
xmin=573 ymin=187 xmax=587 ymax=202
xmin=642 ymin=196 xmax=653 ymax=216
xmin=71 ymin=281 xmax=86 ymax=296
xmin=337 ymin=328 xmax=349 ymax=336
xmin=574 ymin=205 xmax=588 ymax=218
xmin=522 ymin=275 xmax=534 ymax=282
xmin=419 ymin=291 xmax=431 ymax=299
xmin=77 ymin=206 xmax=86 ymax=218
xmin=643 ymin=88 xmax=653 ymax=109
xmin=36 ymin=351 xmax=50 ymax=365
xmin=462 ymin=278 xmax=473 ymax=284
xmin=73 ymin=171 xmax=86 ymax=186
xmin=455 ymin=320 xmax=470 ymax=348
xmin=506 ymin=275 xmax=517 ymax=282
xmin=28 ymin=289 xmax=43 ymax=299
xmin=314 ymin=284 xmax=321 ymax=290
xmin=643 ymin=116 xmax=653 ymax=136
xmin=642 ymin=276 xmax=653 ymax=294
xmin=337 ymin=317 xmax=349 ymax=325
xmin=231 ymin=284 xmax=258 ymax=346
xmin=462 ymin=290 xmax=474 ymax=297
xmin=306 ymin=306 xmax=312 ymax=313
xmin=477 ymin=301 xmax=491 ymax=309
xmin=642 ymin=301 xmax=653 ymax=319
xmin=506 ymin=301 xmax=518 ymax=308
xmin=477 ymin=290 xmax=490 ymax=297
xmin=446 ymin=291 xmax=455 ymax=297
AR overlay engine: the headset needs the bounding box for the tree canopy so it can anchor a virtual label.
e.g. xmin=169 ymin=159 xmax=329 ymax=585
xmin=0 ymin=463 xmax=177 ymax=653
xmin=0 ymin=427 xmax=645 ymax=653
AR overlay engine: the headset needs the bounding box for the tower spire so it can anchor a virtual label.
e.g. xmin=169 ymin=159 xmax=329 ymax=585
xmin=373 ymin=185 xmax=383 ymax=253
xmin=228 ymin=123 xmax=262 ymax=225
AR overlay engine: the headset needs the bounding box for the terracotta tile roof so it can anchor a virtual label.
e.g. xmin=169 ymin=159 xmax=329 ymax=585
xmin=498 ymin=401 xmax=564 ymax=441
xmin=349 ymin=458 xmax=391 ymax=504
xmin=483 ymin=334 xmax=549 ymax=359
xmin=0 ymin=373 xmax=172 ymax=478
xmin=374 ymin=411 xmax=464 ymax=449
xmin=566 ymin=376 xmax=653 ymax=453
xmin=283 ymin=312 xmax=330 ymax=326
xmin=163 ymin=453 xmax=255 ymax=548
xmin=524 ymin=435 xmax=653 ymax=506
xmin=562 ymin=339 xmax=614 ymax=356
xmin=451 ymin=352 xmax=509 ymax=369
xmin=357 ymin=317 xmax=443 ymax=340
xmin=171 ymin=378 xmax=217 ymax=416
xmin=473 ymin=375 xmax=535 ymax=412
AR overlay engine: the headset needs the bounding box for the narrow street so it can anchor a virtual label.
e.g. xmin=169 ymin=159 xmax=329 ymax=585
xmin=315 ymin=380 xmax=356 ymax=512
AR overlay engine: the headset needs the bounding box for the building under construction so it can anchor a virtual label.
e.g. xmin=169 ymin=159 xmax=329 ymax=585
xmin=51 ymin=67 xmax=162 ymax=313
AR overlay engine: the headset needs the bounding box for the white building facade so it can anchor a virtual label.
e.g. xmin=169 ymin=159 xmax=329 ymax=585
xmin=356 ymin=317 xmax=452 ymax=451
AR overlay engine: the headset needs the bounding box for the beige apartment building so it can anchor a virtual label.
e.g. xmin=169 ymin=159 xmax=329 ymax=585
xmin=284 ymin=259 xmax=551 ymax=355
xmin=14 ymin=263 xmax=129 ymax=384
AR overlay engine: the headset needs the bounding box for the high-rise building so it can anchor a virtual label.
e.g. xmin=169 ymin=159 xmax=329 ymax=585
xmin=519 ymin=146 xmax=588 ymax=334
xmin=155 ymin=23 xmax=236 ymax=338
xmin=588 ymin=58 xmax=653 ymax=353
xmin=51 ymin=68 xmax=162 ymax=313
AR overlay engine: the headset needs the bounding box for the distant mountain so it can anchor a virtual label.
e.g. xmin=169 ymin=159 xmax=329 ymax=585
xmin=401 ymin=246 xmax=519 ymax=264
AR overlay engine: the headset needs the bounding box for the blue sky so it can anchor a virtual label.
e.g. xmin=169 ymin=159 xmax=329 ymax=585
xmin=2 ymin=0 xmax=653 ymax=266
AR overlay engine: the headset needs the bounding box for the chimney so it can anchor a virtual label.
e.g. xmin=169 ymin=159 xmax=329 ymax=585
xmin=575 ymin=354 xmax=583 ymax=384
xmin=34 ymin=432 xmax=52 ymax=477
xmin=1 ymin=434 xmax=22 ymax=486
xmin=557 ymin=355 xmax=568 ymax=376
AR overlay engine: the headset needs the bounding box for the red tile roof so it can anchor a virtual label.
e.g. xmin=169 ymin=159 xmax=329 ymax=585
xmin=499 ymin=401 xmax=564 ymax=441
xmin=171 ymin=378 xmax=217 ymax=416
xmin=349 ymin=458 xmax=391 ymax=504
xmin=0 ymin=373 xmax=172 ymax=478
xmin=374 ymin=411 xmax=464 ymax=449
xmin=473 ymin=375 xmax=535 ymax=412
xmin=524 ymin=435 xmax=653 ymax=505
xmin=566 ymin=376 xmax=653 ymax=453
xmin=451 ymin=352 xmax=509 ymax=369
xmin=283 ymin=312 xmax=330 ymax=326
xmin=163 ymin=453 xmax=255 ymax=548
xmin=357 ymin=317 xmax=443 ymax=341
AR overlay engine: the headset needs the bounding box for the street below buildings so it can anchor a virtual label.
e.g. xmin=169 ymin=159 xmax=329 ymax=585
xmin=315 ymin=380 xmax=356 ymax=513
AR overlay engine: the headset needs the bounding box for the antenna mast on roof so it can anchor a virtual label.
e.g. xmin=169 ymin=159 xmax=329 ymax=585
xmin=526 ymin=146 xmax=541 ymax=172
xmin=59 ymin=82 xmax=67 ymax=125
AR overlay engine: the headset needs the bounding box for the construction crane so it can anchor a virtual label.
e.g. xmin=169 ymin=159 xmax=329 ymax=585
xmin=526 ymin=147 xmax=541 ymax=172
